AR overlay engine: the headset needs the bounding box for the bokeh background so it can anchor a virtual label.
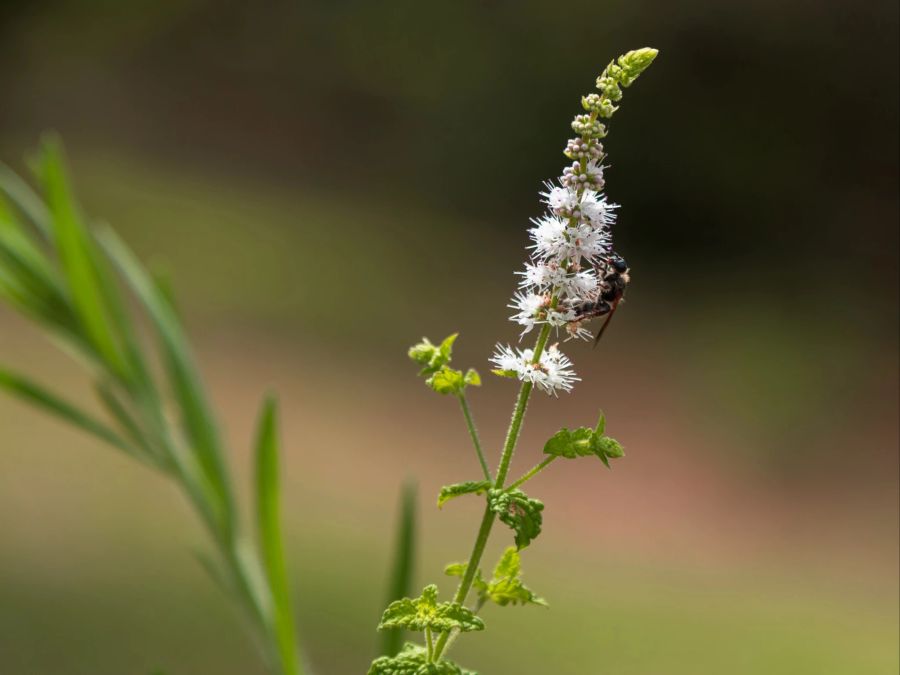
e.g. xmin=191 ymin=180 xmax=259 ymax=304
xmin=0 ymin=1 xmax=897 ymax=674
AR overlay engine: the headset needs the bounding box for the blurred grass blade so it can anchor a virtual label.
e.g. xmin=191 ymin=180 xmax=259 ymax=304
xmin=0 ymin=160 xmax=52 ymax=236
xmin=380 ymin=479 xmax=417 ymax=657
xmin=254 ymin=397 xmax=301 ymax=675
xmin=0 ymin=367 xmax=145 ymax=463
xmin=39 ymin=137 xmax=128 ymax=378
xmin=97 ymin=225 xmax=235 ymax=542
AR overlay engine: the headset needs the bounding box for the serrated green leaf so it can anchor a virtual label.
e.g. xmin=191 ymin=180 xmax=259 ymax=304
xmin=543 ymin=421 xmax=624 ymax=468
xmin=483 ymin=547 xmax=547 ymax=607
xmin=368 ymin=642 xmax=478 ymax=675
xmin=254 ymin=397 xmax=300 ymax=675
xmin=377 ymin=585 xmax=484 ymax=633
xmin=437 ymin=481 xmax=491 ymax=509
xmin=382 ymin=480 xmax=418 ymax=657
xmin=488 ymin=489 xmax=544 ymax=550
xmin=463 ymin=369 xmax=481 ymax=387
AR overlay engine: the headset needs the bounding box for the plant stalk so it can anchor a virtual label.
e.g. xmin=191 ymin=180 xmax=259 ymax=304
xmin=432 ymin=323 xmax=553 ymax=660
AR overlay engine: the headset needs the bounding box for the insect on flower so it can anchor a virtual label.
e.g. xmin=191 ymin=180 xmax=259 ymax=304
xmin=568 ymin=252 xmax=631 ymax=346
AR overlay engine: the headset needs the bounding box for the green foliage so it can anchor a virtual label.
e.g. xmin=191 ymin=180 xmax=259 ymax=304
xmin=368 ymin=643 xmax=477 ymax=675
xmin=378 ymin=585 xmax=485 ymax=634
xmin=488 ymin=489 xmax=544 ymax=550
xmin=408 ymin=334 xmax=480 ymax=395
xmin=445 ymin=547 xmax=545 ymax=608
xmin=483 ymin=547 xmax=547 ymax=607
xmin=408 ymin=334 xmax=457 ymax=376
xmin=382 ymin=481 xmax=418 ymax=657
xmin=0 ymin=139 xmax=302 ymax=675
xmin=254 ymin=398 xmax=299 ymax=675
xmin=542 ymin=411 xmax=624 ymax=468
xmin=437 ymin=481 xmax=491 ymax=509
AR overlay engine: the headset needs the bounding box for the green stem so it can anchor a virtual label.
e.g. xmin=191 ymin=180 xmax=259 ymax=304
xmin=494 ymin=323 xmax=553 ymax=488
xmin=458 ymin=392 xmax=491 ymax=482
xmin=426 ymin=628 xmax=435 ymax=662
xmin=432 ymin=323 xmax=553 ymax=661
xmin=507 ymin=455 xmax=557 ymax=491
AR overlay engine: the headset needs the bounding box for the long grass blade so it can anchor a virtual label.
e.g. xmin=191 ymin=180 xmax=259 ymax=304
xmin=254 ymin=397 xmax=301 ymax=675
xmin=39 ymin=137 xmax=128 ymax=378
xmin=97 ymin=226 xmax=235 ymax=542
xmin=380 ymin=479 xmax=418 ymax=657
xmin=0 ymin=367 xmax=147 ymax=464
xmin=0 ymin=160 xmax=52 ymax=237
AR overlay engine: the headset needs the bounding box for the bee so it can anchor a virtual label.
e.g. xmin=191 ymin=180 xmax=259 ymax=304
xmin=571 ymin=253 xmax=630 ymax=346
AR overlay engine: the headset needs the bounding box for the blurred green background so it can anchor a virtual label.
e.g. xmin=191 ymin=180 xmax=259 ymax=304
xmin=0 ymin=1 xmax=897 ymax=674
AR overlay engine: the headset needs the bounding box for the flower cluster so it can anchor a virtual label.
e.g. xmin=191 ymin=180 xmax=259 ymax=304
xmin=490 ymin=344 xmax=579 ymax=396
xmin=493 ymin=48 xmax=658 ymax=395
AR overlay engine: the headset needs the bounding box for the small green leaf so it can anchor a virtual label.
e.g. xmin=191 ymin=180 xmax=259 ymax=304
xmin=409 ymin=333 xmax=457 ymax=377
xmin=543 ymin=418 xmax=624 ymax=468
xmin=437 ymin=333 xmax=457 ymax=362
xmin=483 ymin=547 xmax=547 ymax=607
xmin=594 ymin=410 xmax=606 ymax=436
xmin=377 ymin=584 xmax=484 ymax=634
xmin=437 ymin=481 xmax=491 ymax=509
xmin=488 ymin=489 xmax=544 ymax=550
xmin=368 ymin=642 xmax=477 ymax=675
xmin=426 ymin=366 xmax=465 ymax=395
xmin=463 ymin=368 xmax=481 ymax=387
xmin=491 ymin=369 xmax=517 ymax=379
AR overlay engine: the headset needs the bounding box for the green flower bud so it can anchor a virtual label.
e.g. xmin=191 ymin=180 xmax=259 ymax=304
xmin=408 ymin=338 xmax=437 ymax=366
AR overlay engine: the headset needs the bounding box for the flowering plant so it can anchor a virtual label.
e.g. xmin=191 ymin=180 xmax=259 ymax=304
xmin=371 ymin=47 xmax=658 ymax=674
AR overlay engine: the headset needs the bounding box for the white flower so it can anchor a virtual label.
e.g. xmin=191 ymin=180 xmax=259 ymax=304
xmin=579 ymin=191 xmax=618 ymax=226
xmin=490 ymin=343 xmax=579 ymax=395
xmin=508 ymin=291 xmax=546 ymax=334
xmin=519 ymin=261 xmax=568 ymax=289
xmin=541 ymin=184 xmax=579 ymax=214
xmin=528 ymin=216 xmax=567 ymax=259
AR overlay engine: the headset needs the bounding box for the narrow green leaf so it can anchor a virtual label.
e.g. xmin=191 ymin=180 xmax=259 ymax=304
xmin=0 ymin=367 xmax=145 ymax=463
xmin=97 ymin=226 xmax=235 ymax=541
xmin=437 ymin=480 xmax=491 ymax=508
xmin=254 ymin=397 xmax=300 ymax=675
xmin=0 ymin=160 xmax=52 ymax=236
xmin=39 ymin=136 xmax=128 ymax=378
xmin=381 ymin=480 xmax=417 ymax=657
